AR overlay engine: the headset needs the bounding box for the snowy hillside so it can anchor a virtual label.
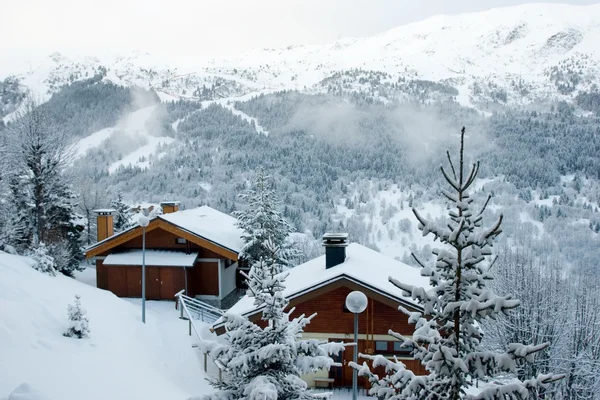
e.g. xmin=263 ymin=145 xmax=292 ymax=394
xmin=0 ymin=252 xmax=210 ymax=400
xmin=2 ymin=3 xmax=600 ymax=109
xmin=73 ymin=105 xmax=175 ymax=174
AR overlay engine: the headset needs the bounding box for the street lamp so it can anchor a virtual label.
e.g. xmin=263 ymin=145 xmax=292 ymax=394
xmin=346 ymin=290 xmax=368 ymax=400
xmin=138 ymin=215 xmax=150 ymax=323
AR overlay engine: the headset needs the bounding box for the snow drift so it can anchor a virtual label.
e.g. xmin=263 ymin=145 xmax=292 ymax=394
xmin=0 ymin=251 xmax=210 ymax=400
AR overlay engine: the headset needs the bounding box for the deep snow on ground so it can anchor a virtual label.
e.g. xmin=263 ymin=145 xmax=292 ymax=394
xmin=0 ymin=252 xmax=211 ymax=400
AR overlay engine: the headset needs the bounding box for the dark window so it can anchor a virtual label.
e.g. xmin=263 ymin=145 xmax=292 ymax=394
xmin=393 ymin=341 xmax=412 ymax=356
xmin=176 ymin=237 xmax=186 ymax=244
xmin=375 ymin=341 xmax=388 ymax=351
xmin=343 ymin=304 xmax=352 ymax=313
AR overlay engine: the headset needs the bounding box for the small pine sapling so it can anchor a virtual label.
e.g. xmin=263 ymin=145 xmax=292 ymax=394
xmin=351 ymin=127 xmax=563 ymax=399
xmin=64 ymin=294 xmax=90 ymax=339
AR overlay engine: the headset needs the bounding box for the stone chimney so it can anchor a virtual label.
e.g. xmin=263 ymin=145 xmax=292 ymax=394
xmin=94 ymin=209 xmax=116 ymax=242
xmin=160 ymin=201 xmax=180 ymax=214
xmin=322 ymin=233 xmax=348 ymax=269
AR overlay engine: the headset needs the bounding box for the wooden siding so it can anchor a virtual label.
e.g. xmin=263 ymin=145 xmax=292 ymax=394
xmin=96 ymin=259 xmax=108 ymax=290
xmin=288 ymin=286 xmax=416 ymax=336
xmin=190 ymin=262 xmax=219 ymax=296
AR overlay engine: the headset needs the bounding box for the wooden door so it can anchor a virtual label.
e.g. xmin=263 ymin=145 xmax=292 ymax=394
xmin=160 ymin=267 xmax=186 ymax=299
xmin=330 ymin=338 xmax=356 ymax=387
xmin=159 ymin=267 xmax=180 ymax=300
xmin=126 ymin=267 xmax=142 ymax=297
xmin=107 ymin=268 xmax=128 ymax=297
xmin=146 ymin=267 xmax=161 ymax=300
xmin=194 ymin=262 xmax=219 ymax=296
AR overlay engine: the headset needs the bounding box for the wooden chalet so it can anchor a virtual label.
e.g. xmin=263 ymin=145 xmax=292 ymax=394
xmin=211 ymin=234 xmax=429 ymax=389
xmin=84 ymin=202 xmax=244 ymax=306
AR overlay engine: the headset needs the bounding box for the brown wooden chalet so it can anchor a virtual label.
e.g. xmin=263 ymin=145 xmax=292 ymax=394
xmin=210 ymin=234 xmax=430 ymax=389
xmin=84 ymin=202 xmax=243 ymax=306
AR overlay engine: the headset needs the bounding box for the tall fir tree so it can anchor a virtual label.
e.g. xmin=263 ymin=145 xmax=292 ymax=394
xmin=197 ymin=240 xmax=344 ymax=400
xmin=1 ymin=97 xmax=83 ymax=276
xmin=111 ymin=190 xmax=133 ymax=233
xmin=352 ymin=127 xmax=563 ymax=399
xmin=233 ymin=167 xmax=300 ymax=269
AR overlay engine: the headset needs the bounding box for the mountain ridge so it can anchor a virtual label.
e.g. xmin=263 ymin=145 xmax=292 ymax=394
xmin=2 ymin=2 xmax=600 ymax=114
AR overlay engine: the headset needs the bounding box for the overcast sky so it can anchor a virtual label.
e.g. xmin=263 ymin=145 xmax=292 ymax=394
xmin=2 ymin=0 xmax=598 ymax=58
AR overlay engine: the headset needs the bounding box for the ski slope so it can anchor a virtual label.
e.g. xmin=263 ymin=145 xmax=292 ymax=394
xmin=72 ymin=105 xmax=175 ymax=173
xmin=0 ymin=252 xmax=211 ymax=400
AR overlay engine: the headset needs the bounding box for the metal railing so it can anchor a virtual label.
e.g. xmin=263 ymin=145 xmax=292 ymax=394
xmin=175 ymin=290 xmax=224 ymax=326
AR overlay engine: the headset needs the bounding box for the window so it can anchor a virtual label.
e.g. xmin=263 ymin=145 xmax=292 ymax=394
xmin=176 ymin=237 xmax=187 ymax=244
xmin=375 ymin=341 xmax=388 ymax=352
xmin=342 ymin=304 xmax=352 ymax=313
xmin=393 ymin=341 xmax=412 ymax=356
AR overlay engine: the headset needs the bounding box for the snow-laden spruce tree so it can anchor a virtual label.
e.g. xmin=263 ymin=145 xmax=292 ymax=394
xmin=197 ymin=241 xmax=344 ymax=400
xmin=64 ymin=294 xmax=90 ymax=339
xmin=2 ymin=96 xmax=83 ymax=276
xmin=111 ymin=190 xmax=134 ymax=232
xmin=233 ymin=167 xmax=300 ymax=269
xmin=352 ymin=127 xmax=563 ymax=399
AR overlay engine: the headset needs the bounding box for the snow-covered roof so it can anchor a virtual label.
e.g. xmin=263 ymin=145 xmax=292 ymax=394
xmin=218 ymin=243 xmax=429 ymax=325
xmin=85 ymin=205 xmax=244 ymax=256
xmin=103 ymin=250 xmax=198 ymax=267
xmin=158 ymin=206 xmax=244 ymax=253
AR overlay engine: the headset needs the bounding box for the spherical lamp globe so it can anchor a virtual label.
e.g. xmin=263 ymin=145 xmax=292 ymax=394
xmin=345 ymin=291 xmax=368 ymax=314
xmin=138 ymin=215 xmax=150 ymax=228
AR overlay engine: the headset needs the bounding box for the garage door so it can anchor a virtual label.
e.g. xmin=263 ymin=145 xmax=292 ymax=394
xmin=159 ymin=268 xmax=186 ymax=299
xmin=106 ymin=266 xmax=186 ymax=300
xmin=107 ymin=268 xmax=128 ymax=297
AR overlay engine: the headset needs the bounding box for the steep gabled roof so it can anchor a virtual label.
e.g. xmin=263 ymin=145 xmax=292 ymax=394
xmin=84 ymin=206 xmax=243 ymax=260
xmin=159 ymin=206 xmax=243 ymax=254
xmin=214 ymin=243 xmax=429 ymax=328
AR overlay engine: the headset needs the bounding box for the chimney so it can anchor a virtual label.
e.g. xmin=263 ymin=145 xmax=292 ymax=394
xmin=94 ymin=209 xmax=116 ymax=242
xmin=160 ymin=201 xmax=180 ymax=214
xmin=323 ymin=233 xmax=348 ymax=269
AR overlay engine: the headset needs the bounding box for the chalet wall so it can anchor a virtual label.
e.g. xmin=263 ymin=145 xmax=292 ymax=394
xmin=96 ymin=259 xmax=108 ymax=290
xmin=288 ymin=286 xmax=415 ymax=336
xmin=241 ymin=283 xmax=426 ymax=382
xmin=220 ymin=262 xmax=237 ymax=299
xmin=190 ymin=262 xmax=219 ymax=297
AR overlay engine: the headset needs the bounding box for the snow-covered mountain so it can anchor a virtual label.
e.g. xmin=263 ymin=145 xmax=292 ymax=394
xmin=2 ymin=2 xmax=600 ymax=112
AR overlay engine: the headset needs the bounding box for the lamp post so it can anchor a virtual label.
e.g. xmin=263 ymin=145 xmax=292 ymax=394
xmin=138 ymin=215 xmax=150 ymax=323
xmin=346 ymin=290 xmax=368 ymax=400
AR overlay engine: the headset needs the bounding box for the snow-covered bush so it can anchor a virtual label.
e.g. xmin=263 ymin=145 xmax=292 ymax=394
xmin=27 ymin=243 xmax=57 ymax=276
xmin=352 ymin=127 xmax=563 ymax=399
xmin=63 ymin=294 xmax=90 ymax=339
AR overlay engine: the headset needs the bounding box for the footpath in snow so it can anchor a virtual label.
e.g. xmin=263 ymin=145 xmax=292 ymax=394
xmin=0 ymin=254 xmax=211 ymax=400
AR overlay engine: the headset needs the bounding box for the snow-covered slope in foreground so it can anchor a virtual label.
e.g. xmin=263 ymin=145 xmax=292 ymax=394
xmin=0 ymin=252 xmax=210 ymax=400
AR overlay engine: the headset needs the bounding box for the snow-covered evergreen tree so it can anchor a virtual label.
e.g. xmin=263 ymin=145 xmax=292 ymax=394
xmin=63 ymin=294 xmax=90 ymax=339
xmin=27 ymin=242 xmax=57 ymax=276
xmin=233 ymin=167 xmax=300 ymax=269
xmin=1 ymin=97 xmax=83 ymax=276
xmin=352 ymin=127 xmax=563 ymax=399
xmin=197 ymin=241 xmax=344 ymax=400
xmin=111 ymin=190 xmax=133 ymax=232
